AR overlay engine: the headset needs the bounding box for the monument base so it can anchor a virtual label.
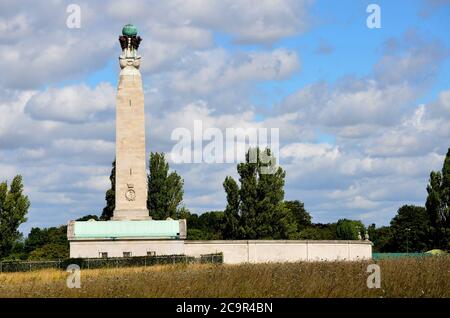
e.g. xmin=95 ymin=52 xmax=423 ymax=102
xmin=112 ymin=209 xmax=152 ymax=221
xmin=67 ymin=219 xmax=372 ymax=263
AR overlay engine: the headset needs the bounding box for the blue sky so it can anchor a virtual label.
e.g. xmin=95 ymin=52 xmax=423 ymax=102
xmin=0 ymin=0 xmax=449 ymax=234
xmin=78 ymin=0 xmax=450 ymax=112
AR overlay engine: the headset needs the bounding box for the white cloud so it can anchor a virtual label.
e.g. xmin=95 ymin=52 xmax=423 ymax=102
xmin=281 ymin=142 xmax=340 ymax=160
xmin=0 ymin=14 xmax=29 ymax=40
xmin=73 ymin=175 xmax=110 ymax=192
xmin=374 ymin=33 xmax=449 ymax=86
xmin=427 ymin=90 xmax=450 ymax=119
xmin=168 ymin=49 xmax=300 ymax=95
xmin=0 ymin=0 xmax=309 ymax=89
xmin=52 ymin=138 xmax=114 ymax=156
xmin=278 ymin=33 xmax=449 ymax=147
xmin=25 ymin=83 xmax=115 ymax=123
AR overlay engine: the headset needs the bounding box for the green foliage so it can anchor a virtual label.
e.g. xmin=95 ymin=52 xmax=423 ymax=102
xmin=235 ymin=149 xmax=258 ymax=238
xmin=368 ymin=224 xmax=394 ymax=252
xmin=389 ymin=205 xmax=431 ymax=252
xmin=179 ymin=209 xmax=224 ymax=240
xmin=2 ymin=240 xmax=28 ymax=261
xmin=25 ymin=228 xmax=48 ymax=253
xmin=22 ymin=225 xmax=69 ymax=260
xmin=425 ymin=148 xmax=450 ymax=249
xmin=76 ymin=214 xmax=99 ymax=222
xmin=101 ymin=160 xmax=116 ymax=220
xmin=148 ymin=152 xmax=184 ymax=219
xmin=28 ymin=243 xmax=69 ymax=260
xmin=186 ymin=229 xmax=210 ymax=240
xmin=198 ymin=211 xmax=224 ymax=239
xmin=284 ymin=200 xmax=312 ymax=230
xmin=442 ymin=148 xmax=450 ymax=217
xmin=299 ymin=223 xmax=337 ymax=240
xmin=223 ymin=148 xmax=298 ymax=240
xmin=0 ymin=175 xmax=30 ymax=259
xmin=176 ymin=207 xmax=200 ymax=227
xmin=336 ymin=219 xmax=365 ymax=240
xmin=223 ymin=176 xmax=240 ymax=239
xmin=24 ymin=225 xmax=68 ymax=254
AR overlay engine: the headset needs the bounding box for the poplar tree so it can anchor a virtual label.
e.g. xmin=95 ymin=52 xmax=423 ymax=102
xmin=0 ymin=175 xmax=30 ymax=259
xmin=223 ymin=148 xmax=297 ymax=239
xmin=425 ymin=148 xmax=450 ymax=248
xmin=101 ymin=160 xmax=116 ymax=220
xmin=147 ymin=152 xmax=184 ymax=219
xmin=223 ymin=176 xmax=240 ymax=239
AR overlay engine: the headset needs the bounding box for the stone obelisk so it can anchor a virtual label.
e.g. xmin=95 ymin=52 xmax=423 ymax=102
xmin=113 ymin=24 xmax=150 ymax=220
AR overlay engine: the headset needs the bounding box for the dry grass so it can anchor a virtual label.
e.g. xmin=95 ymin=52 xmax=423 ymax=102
xmin=0 ymin=256 xmax=448 ymax=298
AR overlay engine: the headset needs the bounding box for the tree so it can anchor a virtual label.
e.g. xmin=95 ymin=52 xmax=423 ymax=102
xmin=335 ymin=219 xmax=365 ymax=240
xmin=24 ymin=228 xmax=49 ymax=253
xmin=147 ymin=152 xmax=184 ymax=219
xmin=298 ymin=227 xmax=323 ymax=240
xmin=176 ymin=207 xmax=201 ymax=228
xmin=24 ymin=226 xmax=68 ymax=254
xmin=28 ymin=243 xmax=69 ymax=260
xmin=284 ymin=200 xmax=312 ymax=230
xmin=299 ymin=223 xmax=337 ymax=240
xmin=440 ymin=148 xmax=450 ymax=248
xmin=368 ymin=225 xmax=394 ymax=252
xmin=390 ymin=205 xmax=430 ymax=252
xmin=223 ymin=176 xmax=240 ymax=239
xmin=0 ymin=175 xmax=30 ymax=259
xmin=186 ymin=228 xmax=211 ymax=240
xmin=425 ymin=148 xmax=450 ymax=249
xmin=3 ymin=237 xmax=27 ymax=261
xmin=165 ymin=172 xmax=184 ymax=218
xmin=76 ymin=214 xmax=99 ymax=222
xmin=198 ymin=211 xmax=224 ymax=239
xmin=236 ymin=149 xmax=259 ymax=238
xmin=223 ymin=148 xmax=298 ymax=239
xmin=178 ymin=208 xmax=225 ymax=240
xmin=101 ymin=160 xmax=115 ymax=220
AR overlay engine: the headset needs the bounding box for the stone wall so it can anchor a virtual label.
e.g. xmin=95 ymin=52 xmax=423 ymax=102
xmin=70 ymin=240 xmax=185 ymax=258
xmin=70 ymin=239 xmax=372 ymax=263
xmin=185 ymin=240 xmax=372 ymax=263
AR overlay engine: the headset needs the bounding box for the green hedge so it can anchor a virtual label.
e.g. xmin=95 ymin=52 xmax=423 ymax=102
xmin=0 ymin=253 xmax=223 ymax=272
xmin=372 ymin=253 xmax=430 ymax=260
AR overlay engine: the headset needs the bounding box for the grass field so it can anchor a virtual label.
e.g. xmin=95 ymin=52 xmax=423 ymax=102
xmin=0 ymin=256 xmax=448 ymax=298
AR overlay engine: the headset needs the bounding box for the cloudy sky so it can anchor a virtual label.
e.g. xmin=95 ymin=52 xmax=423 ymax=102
xmin=1 ymin=0 xmax=449 ymax=234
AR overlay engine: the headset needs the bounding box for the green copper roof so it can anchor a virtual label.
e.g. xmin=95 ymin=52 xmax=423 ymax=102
xmin=122 ymin=24 xmax=138 ymax=36
xmin=73 ymin=220 xmax=180 ymax=239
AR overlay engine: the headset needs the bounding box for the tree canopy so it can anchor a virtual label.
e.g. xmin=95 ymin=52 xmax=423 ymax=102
xmin=0 ymin=175 xmax=30 ymax=259
xmin=425 ymin=148 xmax=450 ymax=249
xmin=148 ymin=152 xmax=184 ymax=219
xmin=101 ymin=160 xmax=115 ymax=220
xmin=389 ymin=205 xmax=430 ymax=252
xmin=222 ymin=148 xmax=300 ymax=239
